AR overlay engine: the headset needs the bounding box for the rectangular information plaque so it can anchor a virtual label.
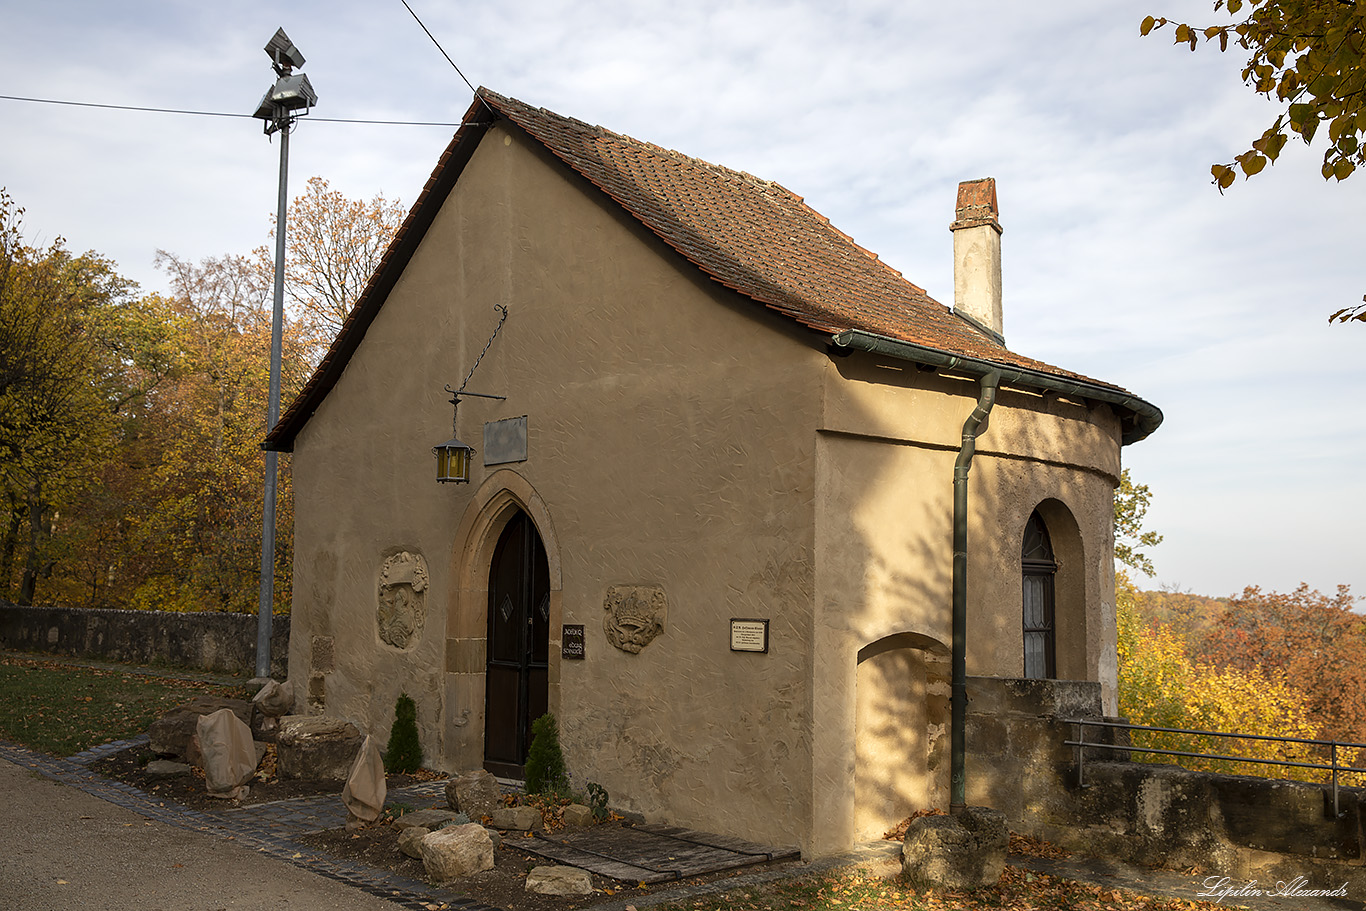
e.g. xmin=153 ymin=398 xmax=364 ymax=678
xmin=561 ymin=624 xmax=585 ymax=660
xmin=730 ymin=618 xmax=769 ymax=653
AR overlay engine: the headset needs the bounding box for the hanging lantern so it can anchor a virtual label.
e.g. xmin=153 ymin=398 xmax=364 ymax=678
xmin=434 ymin=434 xmax=473 ymax=484
xmin=436 ymin=306 xmax=509 ymax=485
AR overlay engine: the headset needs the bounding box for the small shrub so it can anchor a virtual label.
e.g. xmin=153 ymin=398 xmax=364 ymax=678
xmin=586 ymin=781 xmax=609 ymax=822
xmin=525 ymin=712 xmax=567 ymax=795
xmin=437 ymin=812 xmax=471 ymax=828
xmin=385 ymin=692 xmax=424 ymax=774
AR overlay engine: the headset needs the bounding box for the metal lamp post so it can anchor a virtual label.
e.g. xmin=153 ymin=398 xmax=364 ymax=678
xmin=251 ymin=28 xmax=316 ymax=680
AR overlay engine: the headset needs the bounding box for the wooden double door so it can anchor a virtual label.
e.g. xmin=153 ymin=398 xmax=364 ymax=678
xmin=484 ymin=510 xmax=550 ymax=779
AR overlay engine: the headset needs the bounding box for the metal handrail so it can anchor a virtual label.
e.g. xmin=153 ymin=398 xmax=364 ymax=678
xmin=1064 ymin=717 xmax=1366 ymax=818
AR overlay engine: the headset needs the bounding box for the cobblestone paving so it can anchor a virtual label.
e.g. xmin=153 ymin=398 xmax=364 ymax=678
xmin=0 ymin=739 xmax=501 ymax=911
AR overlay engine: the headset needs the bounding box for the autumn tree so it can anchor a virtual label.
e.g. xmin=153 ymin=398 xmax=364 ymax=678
xmin=1116 ymin=571 xmax=1322 ymax=779
xmin=256 ymin=176 xmax=405 ymax=362
xmin=0 ymin=189 xmax=172 ymax=605
xmin=125 ymin=251 xmax=309 ymax=613
xmin=1141 ymin=1 xmax=1366 ymax=322
xmin=1114 ymin=468 xmax=1162 ymax=576
xmin=1195 ymin=582 xmax=1366 ymax=743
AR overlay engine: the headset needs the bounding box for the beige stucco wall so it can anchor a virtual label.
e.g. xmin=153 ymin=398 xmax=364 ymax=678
xmin=809 ymin=352 xmax=1121 ymax=854
xmin=288 ymin=122 xmax=822 ymax=851
xmin=287 ymin=118 xmax=1128 ymax=859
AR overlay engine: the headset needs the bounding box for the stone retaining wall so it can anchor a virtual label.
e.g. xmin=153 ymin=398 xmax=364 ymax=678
xmin=0 ymin=602 xmax=288 ymax=678
xmin=966 ymin=674 xmax=1366 ymax=888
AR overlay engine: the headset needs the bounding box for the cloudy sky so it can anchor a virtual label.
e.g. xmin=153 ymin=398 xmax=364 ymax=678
xmin=3 ymin=1 xmax=1362 ymax=601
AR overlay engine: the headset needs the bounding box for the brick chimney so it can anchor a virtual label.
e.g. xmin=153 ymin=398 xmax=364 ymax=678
xmin=950 ymin=178 xmax=1004 ymax=344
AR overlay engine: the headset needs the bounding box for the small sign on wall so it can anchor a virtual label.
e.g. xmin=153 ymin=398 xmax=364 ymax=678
xmin=562 ymin=624 xmax=585 ymax=660
xmin=730 ymin=618 xmax=769 ymax=653
xmin=484 ymin=416 xmax=528 ymax=466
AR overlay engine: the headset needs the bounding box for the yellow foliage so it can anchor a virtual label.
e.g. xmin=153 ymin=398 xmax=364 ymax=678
xmin=1116 ymin=572 xmax=1326 ymax=782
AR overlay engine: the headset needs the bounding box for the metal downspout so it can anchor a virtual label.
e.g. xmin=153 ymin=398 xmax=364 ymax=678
xmin=950 ymin=370 xmax=1000 ymax=814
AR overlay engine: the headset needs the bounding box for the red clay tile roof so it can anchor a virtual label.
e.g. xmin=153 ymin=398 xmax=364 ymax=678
xmin=479 ymin=89 xmax=1117 ymax=382
xmin=266 ymin=89 xmax=1135 ymax=450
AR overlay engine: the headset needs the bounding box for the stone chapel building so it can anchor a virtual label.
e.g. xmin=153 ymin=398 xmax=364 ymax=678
xmin=265 ymin=89 xmax=1161 ymax=857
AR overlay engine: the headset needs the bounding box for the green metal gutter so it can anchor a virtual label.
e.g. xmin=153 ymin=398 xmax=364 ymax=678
xmin=830 ymin=330 xmax=1163 ymax=445
xmin=830 ymin=328 xmax=1161 ymax=815
xmin=949 ymin=371 xmax=999 ymax=813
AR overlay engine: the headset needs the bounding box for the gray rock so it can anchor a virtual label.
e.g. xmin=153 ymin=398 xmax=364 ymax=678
xmin=144 ymin=760 xmax=191 ymax=780
xmin=484 ymin=826 xmax=502 ymax=849
xmin=397 ymin=826 xmax=430 ymax=859
xmin=148 ymin=696 xmax=253 ymax=760
xmin=901 ymin=807 xmax=1007 ymax=891
xmin=421 ymin=824 xmax=494 ymax=882
xmin=561 ymin=804 xmax=594 ymax=827
xmin=275 ymin=715 xmax=362 ymax=780
xmin=392 ymin=808 xmax=456 ymax=831
xmin=250 ymin=712 xmax=280 ymax=744
xmin=445 ymin=769 xmax=501 ymax=820
xmin=251 ymin=679 xmax=295 ymax=717
xmin=489 ymin=805 xmax=543 ymax=831
xmin=525 ymin=865 xmax=593 ymax=896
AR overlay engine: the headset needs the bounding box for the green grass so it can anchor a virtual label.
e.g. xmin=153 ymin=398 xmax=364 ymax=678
xmin=0 ymin=656 xmax=247 ymax=757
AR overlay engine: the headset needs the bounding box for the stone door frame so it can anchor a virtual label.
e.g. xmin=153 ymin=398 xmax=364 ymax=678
xmin=445 ymin=469 xmax=563 ymax=772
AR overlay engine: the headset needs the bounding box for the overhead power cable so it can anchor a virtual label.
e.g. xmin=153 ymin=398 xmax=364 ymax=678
xmin=398 ymin=0 xmax=495 ymax=115
xmin=0 ymin=93 xmax=460 ymax=126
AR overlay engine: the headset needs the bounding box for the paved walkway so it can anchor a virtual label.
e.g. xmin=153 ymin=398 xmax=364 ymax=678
xmin=1 ymin=739 xmax=495 ymax=911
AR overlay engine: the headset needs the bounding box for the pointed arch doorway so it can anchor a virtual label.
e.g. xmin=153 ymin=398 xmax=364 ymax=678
xmin=484 ymin=509 xmax=550 ymax=778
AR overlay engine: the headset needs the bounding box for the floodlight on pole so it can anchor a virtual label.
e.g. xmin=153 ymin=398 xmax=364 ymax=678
xmin=251 ymin=27 xmax=316 ymax=681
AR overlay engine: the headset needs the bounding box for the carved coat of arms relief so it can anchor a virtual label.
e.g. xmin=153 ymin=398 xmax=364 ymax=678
xmin=603 ymin=584 xmax=667 ymax=654
xmin=377 ymin=551 xmax=429 ymax=649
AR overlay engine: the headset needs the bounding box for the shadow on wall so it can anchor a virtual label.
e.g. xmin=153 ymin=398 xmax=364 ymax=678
xmin=0 ymin=602 xmax=289 ymax=677
xmin=833 ymin=361 xmax=1114 ymax=841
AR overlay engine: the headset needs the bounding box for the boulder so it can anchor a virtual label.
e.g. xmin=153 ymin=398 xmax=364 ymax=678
xmin=901 ymin=807 xmax=1007 ymax=891
xmin=489 ymin=805 xmax=543 ymax=831
xmin=421 ymin=824 xmax=495 ymax=882
xmin=393 ymin=808 xmax=457 ymax=831
xmin=484 ymin=826 xmax=503 ymax=849
xmin=525 ymin=865 xmax=593 ymax=896
xmin=445 ymin=769 xmax=501 ymax=820
xmin=397 ymin=826 xmax=430 ymax=859
xmin=562 ymin=804 xmax=594 ymax=827
xmin=148 ymin=696 xmax=253 ymax=760
xmin=252 ymin=679 xmax=295 ymax=717
xmin=250 ymin=713 xmax=280 ymax=744
xmin=275 ymin=715 xmax=363 ymax=780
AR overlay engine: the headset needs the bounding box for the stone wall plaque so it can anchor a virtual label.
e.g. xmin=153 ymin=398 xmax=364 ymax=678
xmin=603 ymin=585 xmax=666 ymax=654
xmin=562 ymin=624 xmax=585 ymax=660
xmin=483 ymin=416 xmax=528 ymax=466
xmin=730 ymin=618 xmax=769 ymax=653
xmin=377 ymin=551 xmax=429 ymax=649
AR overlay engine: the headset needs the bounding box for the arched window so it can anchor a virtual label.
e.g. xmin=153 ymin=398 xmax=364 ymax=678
xmin=1021 ymin=509 xmax=1057 ymax=679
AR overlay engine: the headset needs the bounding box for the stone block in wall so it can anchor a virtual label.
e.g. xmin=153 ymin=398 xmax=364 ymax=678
xmin=1210 ymin=774 xmax=1360 ymax=860
xmin=311 ymin=635 xmax=335 ymax=672
xmin=1062 ymin=762 xmax=1236 ymax=871
xmin=966 ymin=676 xmax=1102 ymax=719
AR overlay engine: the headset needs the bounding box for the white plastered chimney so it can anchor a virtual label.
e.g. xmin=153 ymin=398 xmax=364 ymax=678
xmin=950 ymin=177 xmax=1004 ymax=344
